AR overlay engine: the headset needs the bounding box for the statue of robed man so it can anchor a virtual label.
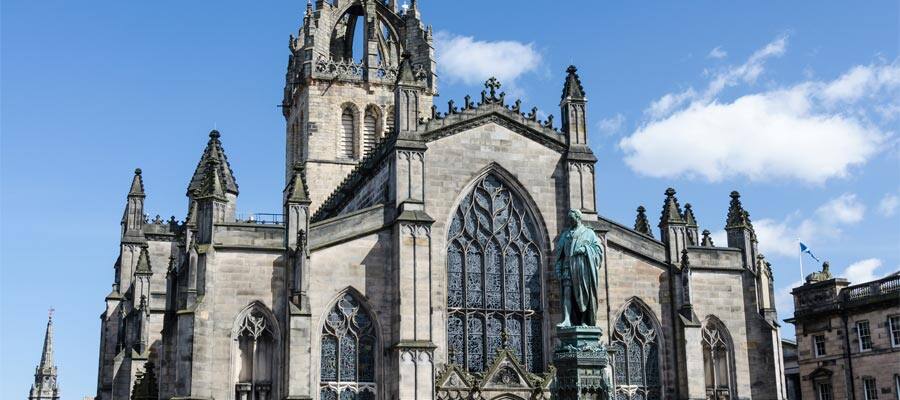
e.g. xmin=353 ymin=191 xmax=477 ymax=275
xmin=554 ymin=209 xmax=603 ymax=327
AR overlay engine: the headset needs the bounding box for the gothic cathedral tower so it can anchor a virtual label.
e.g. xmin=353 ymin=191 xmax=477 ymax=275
xmin=282 ymin=0 xmax=437 ymax=211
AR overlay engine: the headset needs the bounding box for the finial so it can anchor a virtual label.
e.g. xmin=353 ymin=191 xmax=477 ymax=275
xmin=48 ymin=307 xmax=55 ymax=320
xmin=567 ymin=65 xmax=577 ymax=74
xmin=134 ymin=168 xmax=142 ymax=176
xmin=485 ymin=77 xmax=502 ymax=95
xmin=665 ymin=187 xmax=676 ymax=197
xmin=701 ymin=229 xmax=714 ymax=246
xmin=209 ymin=129 xmax=220 ymax=139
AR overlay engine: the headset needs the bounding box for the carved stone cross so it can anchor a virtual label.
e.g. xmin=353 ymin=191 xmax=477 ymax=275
xmin=485 ymin=77 xmax=502 ymax=97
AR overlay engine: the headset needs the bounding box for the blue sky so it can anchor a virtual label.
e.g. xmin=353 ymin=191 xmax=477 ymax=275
xmin=2 ymin=0 xmax=898 ymax=398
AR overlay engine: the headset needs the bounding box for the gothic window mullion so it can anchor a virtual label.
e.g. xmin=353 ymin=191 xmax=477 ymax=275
xmin=447 ymin=174 xmax=543 ymax=374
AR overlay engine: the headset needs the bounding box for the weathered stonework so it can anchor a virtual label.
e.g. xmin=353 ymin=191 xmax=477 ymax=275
xmin=93 ymin=2 xmax=788 ymax=400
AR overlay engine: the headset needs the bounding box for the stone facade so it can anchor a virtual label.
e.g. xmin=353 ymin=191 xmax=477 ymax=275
xmin=786 ymin=268 xmax=900 ymax=400
xmin=94 ymin=2 xmax=787 ymax=399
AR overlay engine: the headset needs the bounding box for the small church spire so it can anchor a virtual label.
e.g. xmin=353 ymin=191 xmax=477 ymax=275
xmin=29 ymin=310 xmax=59 ymax=400
xmin=725 ymin=191 xmax=752 ymax=230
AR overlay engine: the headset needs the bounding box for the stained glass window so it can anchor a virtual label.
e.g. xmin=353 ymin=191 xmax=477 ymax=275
xmin=447 ymin=174 xmax=544 ymax=373
xmin=611 ymin=302 xmax=661 ymax=400
xmin=320 ymin=294 xmax=377 ymax=400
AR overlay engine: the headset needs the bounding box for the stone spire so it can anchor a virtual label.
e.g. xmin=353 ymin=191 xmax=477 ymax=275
xmin=122 ymin=168 xmax=147 ymax=243
xmin=129 ymin=168 xmax=145 ymax=196
xmin=683 ymin=203 xmax=699 ymax=245
xmin=633 ymin=206 xmax=654 ymax=238
xmin=29 ymin=311 xmax=59 ymax=400
xmin=187 ymin=130 xmax=239 ymax=196
xmin=560 ymin=65 xmax=588 ymax=147
xmin=286 ymin=163 xmax=311 ymax=204
xmin=196 ymin=158 xmax=227 ymax=201
xmin=725 ymin=191 xmax=752 ymax=230
xmin=561 ymin=65 xmax=586 ymax=101
xmin=659 ymin=188 xmax=688 ymax=265
xmin=725 ymin=190 xmax=758 ymax=268
xmin=659 ymin=188 xmax=685 ymax=227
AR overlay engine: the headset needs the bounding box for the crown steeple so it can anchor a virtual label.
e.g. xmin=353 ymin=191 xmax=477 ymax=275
xmin=29 ymin=311 xmax=59 ymax=400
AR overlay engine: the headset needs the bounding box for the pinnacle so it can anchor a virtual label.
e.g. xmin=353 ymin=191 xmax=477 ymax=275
xmin=660 ymin=188 xmax=685 ymax=226
xmin=135 ymin=245 xmax=153 ymax=274
xmin=561 ymin=64 xmax=586 ymax=101
xmin=683 ymin=203 xmax=698 ymax=227
xmin=129 ymin=167 xmax=146 ymax=196
xmin=188 ymin=129 xmax=238 ymax=196
xmin=286 ymin=163 xmax=311 ymax=204
xmin=634 ymin=205 xmax=654 ymax=237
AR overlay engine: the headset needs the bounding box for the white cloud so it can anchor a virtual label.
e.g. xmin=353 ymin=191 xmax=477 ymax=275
xmin=820 ymin=63 xmax=900 ymax=105
xmin=622 ymin=36 xmax=893 ymax=184
xmin=709 ymin=193 xmax=865 ymax=258
xmin=707 ymin=46 xmax=727 ymax=59
xmin=434 ymin=31 xmax=541 ymax=88
xmin=816 ymin=193 xmax=866 ymax=225
xmin=597 ymin=113 xmax=626 ymax=136
xmin=840 ymin=258 xmax=887 ymax=283
xmin=878 ymin=193 xmax=899 ymax=217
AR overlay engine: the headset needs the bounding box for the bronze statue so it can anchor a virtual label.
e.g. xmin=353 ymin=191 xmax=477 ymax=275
xmin=554 ymin=209 xmax=603 ymax=327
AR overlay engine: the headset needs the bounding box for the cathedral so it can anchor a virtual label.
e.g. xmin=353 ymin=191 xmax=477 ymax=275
xmin=94 ymin=1 xmax=788 ymax=399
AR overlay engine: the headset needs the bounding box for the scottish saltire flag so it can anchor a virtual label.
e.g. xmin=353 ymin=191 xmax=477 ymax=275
xmin=799 ymin=242 xmax=820 ymax=262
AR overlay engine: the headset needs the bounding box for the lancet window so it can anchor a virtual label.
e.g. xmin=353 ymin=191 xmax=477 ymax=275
xmin=610 ymin=301 xmax=661 ymax=400
xmin=446 ymin=173 xmax=544 ymax=373
xmin=702 ymin=319 xmax=734 ymax=400
xmin=320 ymin=294 xmax=377 ymax=400
xmin=233 ymin=305 xmax=277 ymax=400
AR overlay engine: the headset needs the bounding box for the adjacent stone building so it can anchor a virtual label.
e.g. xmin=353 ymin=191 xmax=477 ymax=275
xmin=94 ymin=1 xmax=788 ymax=399
xmin=786 ymin=265 xmax=900 ymax=400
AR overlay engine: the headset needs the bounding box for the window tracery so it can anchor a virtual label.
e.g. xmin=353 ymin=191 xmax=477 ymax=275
xmin=447 ymin=173 xmax=544 ymax=373
xmin=233 ymin=306 xmax=277 ymax=400
xmin=702 ymin=319 xmax=733 ymax=400
xmin=611 ymin=301 xmax=661 ymax=400
xmin=320 ymin=294 xmax=377 ymax=400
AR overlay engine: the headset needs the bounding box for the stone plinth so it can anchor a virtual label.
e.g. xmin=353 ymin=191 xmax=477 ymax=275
xmin=553 ymin=326 xmax=612 ymax=400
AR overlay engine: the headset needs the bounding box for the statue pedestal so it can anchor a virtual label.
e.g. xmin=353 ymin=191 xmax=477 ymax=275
xmin=553 ymin=326 xmax=611 ymax=400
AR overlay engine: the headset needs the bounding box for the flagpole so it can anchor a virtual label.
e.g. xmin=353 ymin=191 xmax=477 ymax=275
xmin=798 ymin=238 xmax=804 ymax=281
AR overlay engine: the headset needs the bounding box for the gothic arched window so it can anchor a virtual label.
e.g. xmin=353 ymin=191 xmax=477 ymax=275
xmin=611 ymin=301 xmax=661 ymax=400
xmin=320 ymin=293 xmax=377 ymax=400
xmin=340 ymin=107 xmax=357 ymax=159
xmin=232 ymin=304 xmax=278 ymax=400
xmin=447 ymin=173 xmax=544 ymax=373
xmin=702 ymin=318 xmax=734 ymax=400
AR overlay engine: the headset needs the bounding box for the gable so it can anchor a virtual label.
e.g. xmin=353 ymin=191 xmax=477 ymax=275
xmin=420 ymin=103 xmax=567 ymax=153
